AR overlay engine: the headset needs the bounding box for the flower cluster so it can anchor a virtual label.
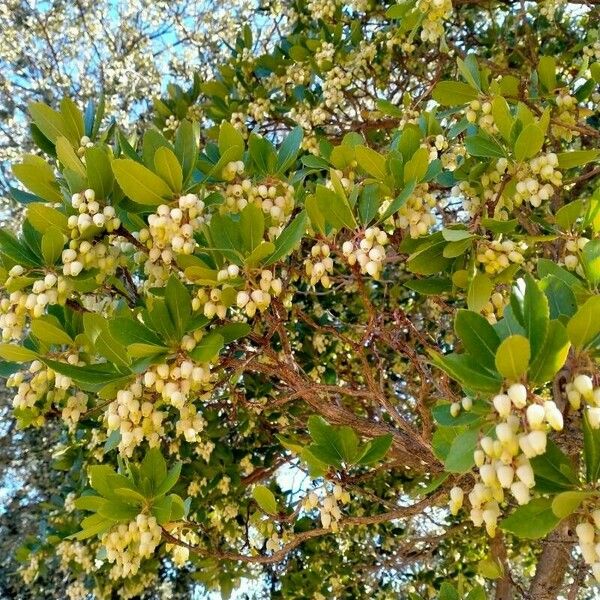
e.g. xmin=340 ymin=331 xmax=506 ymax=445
xmin=565 ymin=374 xmax=600 ymax=428
xmin=575 ymin=515 xmax=600 ymax=582
xmin=304 ymin=243 xmax=334 ymax=288
xmin=69 ymin=189 xmax=121 ymax=236
xmin=235 ymin=270 xmax=283 ymax=317
xmin=101 ymin=514 xmax=162 ymax=579
xmin=0 ymin=268 xmax=70 ymax=337
xmin=136 ymin=194 xmax=206 ymax=286
xmin=221 ymin=160 xmax=245 ymax=181
xmin=561 ymin=237 xmax=589 ymax=275
xmin=62 ymin=239 xmax=122 ymax=281
xmin=450 ymin=384 xmax=564 ymax=536
xmin=476 ymin=238 xmax=526 ymax=275
xmin=394 ymin=184 xmax=438 ymax=238
xmin=342 ymin=227 xmax=388 ymax=279
xmin=513 ymin=153 xmax=562 ymax=208
xmin=222 ymin=178 xmax=295 ymax=232
xmin=7 ymin=359 xmax=74 ymax=426
xmin=417 ymin=0 xmax=452 ymax=42
xmin=466 ymin=100 xmax=497 ymax=135
xmin=303 ymin=485 xmax=350 ymax=531
xmin=481 ymin=291 xmax=508 ymax=325
xmin=61 ymin=391 xmax=88 ymax=428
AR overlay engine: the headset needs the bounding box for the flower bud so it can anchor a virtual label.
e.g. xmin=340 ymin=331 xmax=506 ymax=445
xmin=574 ymin=374 xmax=594 ymax=398
xmin=493 ymin=394 xmax=511 ymax=417
xmin=507 ymin=383 xmax=527 ymax=408
xmin=526 ymin=404 xmax=545 ymax=430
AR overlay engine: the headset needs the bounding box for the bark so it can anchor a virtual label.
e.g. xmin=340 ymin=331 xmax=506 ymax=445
xmin=528 ymin=519 xmax=574 ymax=600
xmin=492 ymin=534 xmax=513 ymax=600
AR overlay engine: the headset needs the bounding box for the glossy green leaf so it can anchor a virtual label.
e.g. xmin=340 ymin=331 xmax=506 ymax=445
xmin=112 ymin=158 xmax=173 ymax=206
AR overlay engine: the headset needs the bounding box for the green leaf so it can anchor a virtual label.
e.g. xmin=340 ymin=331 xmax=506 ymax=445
xmin=214 ymin=322 xmax=251 ymax=344
xmin=174 ymin=120 xmax=198 ymax=184
xmin=0 ymin=230 xmax=40 ymax=267
xmin=494 ymin=335 xmax=530 ymax=381
xmin=378 ymin=180 xmax=416 ymax=222
xmin=73 ymin=495 xmax=106 ymax=512
xmin=403 ymin=147 xmax=429 ymax=183
xmin=31 ymin=316 xmax=72 ymax=345
xmin=276 ymin=127 xmax=303 ymax=174
xmin=528 ymin=320 xmax=570 ymax=384
xmin=514 ymin=124 xmax=544 ymax=161
xmin=307 ymin=415 xmax=359 ymax=467
xmin=404 ymin=277 xmax=452 ymax=295
xmin=356 ymin=434 xmax=393 ymax=465
xmin=454 ymin=310 xmax=500 ymax=370
xmin=551 ymin=491 xmax=593 ymax=518
xmin=432 ymin=81 xmax=479 ymax=105
xmin=56 ymin=136 xmax=86 ymax=177
xmin=27 ymin=203 xmax=68 ymax=234
xmin=240 ymin=203 xmax=264 ymax=252
xmin=245 ymin=241 xmax=276 ymax=267
xmin=429 ymin=351 xmax=502 ymax=393
xmin=500 ymin=498 xmax=561 ymax=539
xmin=512 ymin=275 xmax=548 ymax=361
xmin=189 ymin=332 xmax=224 ymax=363
xmin=13 ymin=155 xmax=62 ymax=203
xmin=165 ymin=275 xmax=191 ymax=337
xmin=465 ymin=134 xmax=506 ymax=159
xmin=140 ymin=447 xmax=167 ymax=492
xmin=29 ymin=101 xmax=75 ymax=144
xmin=252 ymin=485 xmax=277 ymax=514
xmin=583 ymin=411 xmax=600 ymax=483
xmin=567 ymin=296 xmax=600 ymax=350
xmin=264 ymin=211 xmax=307 ymax=266
xmin=444 ymin=427 xmax=479 ymax=473
xmin=491 ymin=96 xmax=514 ymax=142
xmin=85 ymin=146 xmax=114 ymax=199
xmin=439 ymin=582 xmax=459 ymax=600
xmin=109 ymin=317 xmax=165 ymax=349
xmin=582 ymin=239 xmax=600 ymax=285
xmin=150 ymin=495 xmax=173 ymax=524
xmin=314 ymin=184 xmax=357 ymax=230
xmin=218 ymin=121 xmax=244 ymax=162
xmin=112 ymin=158 xmax=173 ymax=206
xmin=155 ymin=462 xmax=182 ymax=497
xmin=537 ymin=56 xmax=557 ymax=92
xmin=41 ymin=227 xmax=65 ymax=265
xmin=355 ymin=146 xmax=387 ymax=180
xmin=0 ymin=344 xmax=38 ymax=362
xmin=531 ymin=440 xmax=578 ymax=492
xmin=556 ymin=150 xmax=600 ymax=170
xmin=467 ymin=272 xmax=493 ymax=312
xmin=154 ymin=147 xmax=183 ymax=193
xmin=555 ymin=200 xmax=583 ymax=230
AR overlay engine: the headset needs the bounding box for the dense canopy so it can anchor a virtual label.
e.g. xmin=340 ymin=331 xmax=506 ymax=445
xmin=1 ymin=0 xmax=600 ymax=598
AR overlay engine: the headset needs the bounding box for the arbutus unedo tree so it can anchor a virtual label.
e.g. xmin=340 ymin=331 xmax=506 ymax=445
xmin=1 ymin=0 xmax=600 ymax=598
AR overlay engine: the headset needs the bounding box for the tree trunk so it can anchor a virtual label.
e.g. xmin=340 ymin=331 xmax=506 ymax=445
xmin=492 ymin=534 xmax=513 ymax=600
xmin=528 ymin=518 xmax=574 ymax=599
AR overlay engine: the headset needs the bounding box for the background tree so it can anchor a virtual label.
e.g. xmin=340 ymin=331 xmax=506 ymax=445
xmin=0 ymin=0 xmax=600 ymax=599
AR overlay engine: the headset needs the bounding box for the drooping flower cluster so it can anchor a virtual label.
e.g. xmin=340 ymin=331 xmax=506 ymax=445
xmin=0 ymin=268 xmax=70 ymax=336
xmin=575 ymin=515 xmax=600 ymax=582
xmin=565 ymin=374 xmax=600 ymax=428
xmin=342 ymin=227 xmax=388 ymax=279
xmin=222 ymin=178 xmax=295 ymax=233
xmin=101 ymin=514 xmax=162 ymax=579
xmin=304 ymin=243 xmax=334 ymax=288
xmin=69 ymin=189 xmax=121 ymax=236
xmin=476 ymin=238 xmax=526 ymax=275
xmin=136 ymin=194 xmax=206 ymax=286
xmin=450 ymin=384 xmax=564 ymax=536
